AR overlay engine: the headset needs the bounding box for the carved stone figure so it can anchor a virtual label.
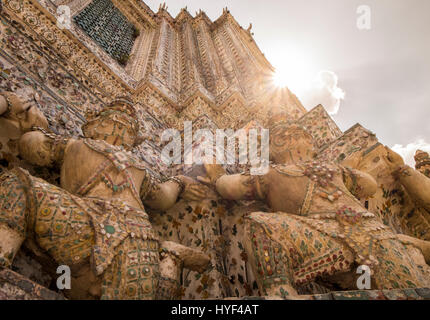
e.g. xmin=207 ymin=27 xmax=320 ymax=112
xmin=415 ymin=150 xmax=430 ymax=178
xmin=0 ymin=91 xmax=48 ymax=139
xmin=0 ymin=91 xmax=49 ymax=168
xmin=0 ymin=94 xmax=210 ymax=300
xmin=341 ymin=143 xmax=430 ymax=242
xmin=382 ymin=147 xmax=430 ymax=261
xmin=200 ymin=111 xmax=430 ymax=299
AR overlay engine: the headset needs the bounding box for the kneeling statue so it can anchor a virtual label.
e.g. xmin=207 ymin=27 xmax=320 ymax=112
xmin=0 ymin=94 xmax=210 ymax=299
xmin=200 ymin=110 xmax=430 ymax=298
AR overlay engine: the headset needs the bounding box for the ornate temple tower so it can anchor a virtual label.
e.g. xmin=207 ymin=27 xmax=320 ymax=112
xmin=1 ymin=0 xmax=307 ymax=130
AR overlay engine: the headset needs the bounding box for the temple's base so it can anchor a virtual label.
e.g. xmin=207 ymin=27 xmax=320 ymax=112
xmin=230 ymin=288 xmax=430 ymax=300
xmin=1 ymin=265 xmax=429 ymax=300
xmin=0 ymin=268 xmax=65 ymax=300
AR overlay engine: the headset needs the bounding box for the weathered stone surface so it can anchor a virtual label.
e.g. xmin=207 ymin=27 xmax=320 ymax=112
xmin=332 ymin=289 xmax=428 ymax=301
xmin=332 ymin=290 xmax=371 ymax=300
xmin=415 ymin=288 xmax=430 ymax=299
xmin=311 ymin=293 xmax=333 ymax=300
xmin=0 ymin=268 xmax=65 ymax=300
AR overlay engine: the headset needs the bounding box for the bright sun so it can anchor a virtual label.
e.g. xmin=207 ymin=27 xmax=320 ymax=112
xmin=269 ymin=47 xmax=316 ymax=95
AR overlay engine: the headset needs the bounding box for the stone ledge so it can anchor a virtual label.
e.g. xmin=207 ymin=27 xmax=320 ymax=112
xmin=1 ymin=266 xmax=429 ymax=300
xmin=0 ymin=268 xmax=65 ymax=300
xmin=308 ymin=288 xmax=430 ymax=300
xmin=232 ymin=288 xmax=430 ymax=300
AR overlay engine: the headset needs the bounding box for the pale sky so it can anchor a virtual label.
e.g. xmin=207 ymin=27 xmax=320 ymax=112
xmin=144 ymin=0 xmax=430 ymax=164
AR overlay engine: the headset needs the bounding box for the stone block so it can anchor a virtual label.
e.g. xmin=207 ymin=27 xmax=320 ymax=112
xmin=415 ymin=288 xmax=430 ymax=299
xmin=0 ymin=268 xmax=65 ymax=300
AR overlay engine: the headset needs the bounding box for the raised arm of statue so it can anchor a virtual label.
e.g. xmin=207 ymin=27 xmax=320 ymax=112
xmin=384 ymin=146 xmax=430 ymax=211
xmin=340 ymin=165 xmax=378 ymax=200
xmin=396 ymin=166 xmax=430 ymax=212
xmin=216 ymin=174 xmax=251 ymax=200
xmin=197 ymin=163 xmax=268 ymax=201
xmin=0 ymin=92 xmax=48 ymax=140
xmin=141 ymin=174 xmax=209 ymax=211
xmin=18 ymin=129 xmax=71 ymax=168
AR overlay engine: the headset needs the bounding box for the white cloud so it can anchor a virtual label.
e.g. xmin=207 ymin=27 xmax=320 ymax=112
xmin=392 ymin=139 xmax=430 ymax=166
xmin=299 ymin=70 xmax=345 ymax=115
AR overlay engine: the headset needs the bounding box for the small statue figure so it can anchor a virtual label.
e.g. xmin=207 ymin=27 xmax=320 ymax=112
xmin=0 ymin=94 xmax=210 ymax=299
xmin=199 ymin=110 xmax=430 ymax=298
xmin=415 ymin=149 xmax=430 ymax=178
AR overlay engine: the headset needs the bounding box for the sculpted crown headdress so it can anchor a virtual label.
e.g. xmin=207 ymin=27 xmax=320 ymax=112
xmin=85 ymin=96 xmax=140 ymax=133
xmin=82 ymin=96 xmax=146 ymax=149
xmin=267 ymin=107 xmax=317 ymax=164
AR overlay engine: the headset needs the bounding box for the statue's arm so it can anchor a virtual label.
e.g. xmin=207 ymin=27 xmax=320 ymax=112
xmin=341 ymin=166 xmax=377 ymax=199
xmin=396 ymin=234 xmax=430 ymax=265
xmin=142 ymin=178 xmax=182 ymax=211
xmin=141 ymin=174 xmax=209 ymax=211
xmin=383 ymin=146 xmax=430 ymax=211
xmin=195 ymin=164 xmax=267 ymax=201
xmin=0 ymin=95 xmax=8 ymax=115
xmin=18 ymin=130 xmax=71 ymax=167
xmin=396 ymin=165 xmax=430 ymax=211
xmin=216 ymin=173 xmax=267 ymax=201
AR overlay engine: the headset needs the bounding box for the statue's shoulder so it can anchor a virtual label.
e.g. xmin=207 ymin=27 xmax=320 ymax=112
xmin=271 ymin=163 xmax=305 ymax=177
xmin=82 ymin=139 xmax=148 ymax=171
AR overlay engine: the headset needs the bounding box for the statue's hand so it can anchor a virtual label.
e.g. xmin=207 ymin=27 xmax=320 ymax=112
xmin=176 ymin=175 xmax=210 ymax=201
xmin=196 ymin=163 xmax=226 ymax=186
xmin=383 ymin=146 xmax=405 ymax=174
xmin=0 ymin=92 xmax=48 ymax=139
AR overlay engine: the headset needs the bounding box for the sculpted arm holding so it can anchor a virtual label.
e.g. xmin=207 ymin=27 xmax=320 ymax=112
xmin=197 ymin=164 xmax=265 ymax=201
xmin=397 ymin=167 xmax=430 ymax=211
xmin=380 ymin=147 xmax=430 ymax=263
xmin=18 ymin=130 xmax=72 ymax=168
xmin=0 ymin=92 xmax=48 ymax=140
xmin=142 ymin=174 xmax=211 ymax=211
xmin=384 ymin=147 xmax=430 ymax=211
xmin=340 ymin=165 xmax=378 ymax=200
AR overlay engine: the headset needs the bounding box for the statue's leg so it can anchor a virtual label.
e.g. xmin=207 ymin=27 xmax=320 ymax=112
xmin=244 ymin=212 xmax=355 ymax=299
xmin=244 ymin=214 xmax=297 ymax=299
xmin=0 ymin=170 xmax=28 ymax=267
xmin=372 ymin=238 xmax=430 ymax=289
xmin=157 ymin=241 xmax=211 ymax=300
xmin=0 ymin=224 xmax=24 ymax=267
xmin=396 ymin=234 xmax=430 ymax=264
xmin=101 ymin=237 xmax=160 ymax=300
xmin=157 ymin=243 xmax=183 ymax=300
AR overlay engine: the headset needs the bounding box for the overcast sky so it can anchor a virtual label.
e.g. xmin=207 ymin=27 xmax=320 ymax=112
xmin=144 ymin=0 xmax=430 ymax=165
